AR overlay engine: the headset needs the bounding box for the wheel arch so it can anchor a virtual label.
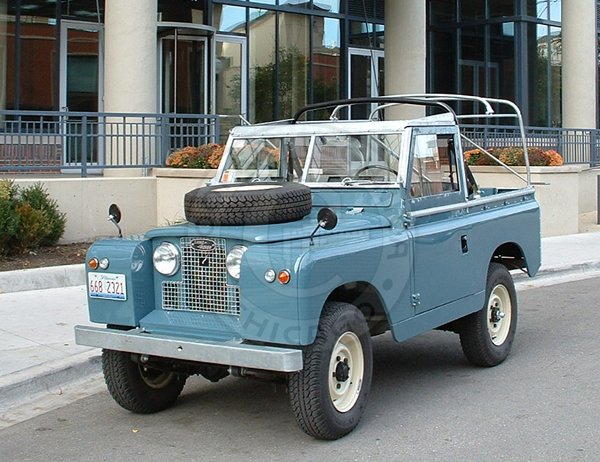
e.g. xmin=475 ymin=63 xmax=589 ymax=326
xmin=326 ymin=281 xmax=390 ymax=336
xmin=490 ymin=241 xmax=529 ymax=273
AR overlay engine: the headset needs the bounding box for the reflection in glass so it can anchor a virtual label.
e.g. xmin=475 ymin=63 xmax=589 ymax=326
xmin=279 ymin=0 xmax=310 ymax=9
xmin=249 ymin=9 xmax=276 ymax=123
xmin=313 ymin=0 xmax=340 ymax=13
xmin=14 ymin=18 xmax=58 ymax=111
xmin=549 ymin=0 xmax=561 ymax=22
xmin=213 ymin=5 xmax=246 ymax=33
xmin=216 ymin=39 xmax=244 ymax=143
xmin=312 ymin=17 xmax=340 ymax=115
xmin=531 ymin=24 xmax=550 ymax=126
xmin=350 ymin=21 xmax=373 ymax=47
xmin=278 ymin=12 xmax=309 ymax=119
xmin=549 ymin=26 xmax=562 ymax=126
xmin=535 ymin=0 xmax=556 ymax=20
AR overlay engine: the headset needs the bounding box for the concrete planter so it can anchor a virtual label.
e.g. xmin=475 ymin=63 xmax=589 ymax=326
xmin=470 ymin=165 xmax=598 ymax=237
xmin=151 ymin=168 xmax=216 ymax=225
xmin=9 ymin=166 xmax=596 ymax=243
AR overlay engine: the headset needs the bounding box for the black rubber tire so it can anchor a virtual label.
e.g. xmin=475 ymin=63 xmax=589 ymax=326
xmin=184 ymin=182 xmax=312 ymax=226
xmin=102 ymin=349 xmax=187 ymax=414
xmin=459 ymin=263 xmax=518 ymax=367
xmin=289 ymin=302 xmax=372 ymax=440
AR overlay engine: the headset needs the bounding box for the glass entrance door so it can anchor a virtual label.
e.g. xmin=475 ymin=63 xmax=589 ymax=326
xmin=161 ymin=34 xmax=208 ymax=114
xmin=460 ymin=60 xmax=500 ymax=97
xmin=60 ymin=21 xmax=103 ymax=165
xmin=348 ymin=48 xmax=384 ymax=119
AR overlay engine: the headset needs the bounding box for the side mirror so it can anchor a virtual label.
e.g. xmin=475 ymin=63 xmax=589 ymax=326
xmin=317 ymin=207 xmax=338 ymax=230
xmin=310 ymin=207 xmax=338 ymax=245
xmin=108 ymin=204 xmax=121 ymax=224
xmin=107 ymin=203 xmax=123 ymax=238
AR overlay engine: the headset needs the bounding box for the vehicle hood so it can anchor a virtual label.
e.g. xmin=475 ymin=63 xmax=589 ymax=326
xmin=146 ymin=211 xmax=392 ymax=244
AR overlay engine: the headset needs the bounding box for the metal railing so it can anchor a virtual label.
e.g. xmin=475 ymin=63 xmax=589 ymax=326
xmin=0 ymin=111 xmax=598 ymax=177
xmin=0 ymin=110 xmax=220 ymax=177
xmin=462 ymin=124 xmax=600 ymax=167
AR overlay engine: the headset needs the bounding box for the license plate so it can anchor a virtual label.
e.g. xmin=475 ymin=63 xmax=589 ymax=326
xmin=88 ymin=272 xmax=127 ymax=301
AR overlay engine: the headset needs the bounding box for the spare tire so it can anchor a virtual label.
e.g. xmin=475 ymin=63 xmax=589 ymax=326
xmin=184 ymin=182 xmax=312 ymax=226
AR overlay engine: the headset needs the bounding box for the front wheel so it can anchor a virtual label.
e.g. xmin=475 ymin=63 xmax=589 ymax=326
xmin=102 ymin=349 xmax=187 ymax=414
xmin=459 ymin=263 xmax=517 ymax=367
xmin=289 ymin=302 xmax=372 ymax=440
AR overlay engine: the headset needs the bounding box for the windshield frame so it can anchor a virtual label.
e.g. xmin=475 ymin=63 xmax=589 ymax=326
xmin=214 ymin=120 xmax=416 ymax=188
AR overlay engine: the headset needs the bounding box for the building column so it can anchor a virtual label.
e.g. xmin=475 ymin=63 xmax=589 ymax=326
xmin=103 ymin=0 xmax=158 ymax=176
xmin=104 ymin=0 xmax=158 ymax=113
xmin=562 ymin=0 xmax=597 ymax=129
xmin=384 ymin=0 xmax=426 ymax=119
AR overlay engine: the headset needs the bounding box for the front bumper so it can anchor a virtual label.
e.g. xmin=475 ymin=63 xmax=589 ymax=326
xmin=74 ymin=325 xmax=303 ymax=372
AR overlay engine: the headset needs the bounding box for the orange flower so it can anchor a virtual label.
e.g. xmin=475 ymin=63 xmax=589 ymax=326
xmin=544 ymin=149 xmax=564 ymax=166
xmin=165 ymin=144 xmax=225 ymax=168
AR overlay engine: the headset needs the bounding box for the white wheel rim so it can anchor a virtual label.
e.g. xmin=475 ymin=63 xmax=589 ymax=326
xmin=328 ymin=331 xmax=364 ymax=413
xmin=487 ymin=284 xmax=512 ymax=346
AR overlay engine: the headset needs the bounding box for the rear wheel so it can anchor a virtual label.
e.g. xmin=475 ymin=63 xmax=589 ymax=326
xmin=459 ymin=263 xmax=517 ymax=366
xmin=102 ymin=349 xmax=187 ymax=413
xmin=289 ymin=302 xmax=372 ymax=440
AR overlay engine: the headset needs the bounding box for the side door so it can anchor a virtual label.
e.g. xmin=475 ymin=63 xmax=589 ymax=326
xmin=405 ymin=127 xmax=478 ymax=314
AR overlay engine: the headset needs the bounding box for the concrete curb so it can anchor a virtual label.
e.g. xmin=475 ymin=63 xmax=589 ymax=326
xmin=515 ymin=260 xmax=600 ymax=287
xmin=0 ymin=264 xmax=85 ymax=294
xmin=0 ymin=350 xmax=102 ymax=411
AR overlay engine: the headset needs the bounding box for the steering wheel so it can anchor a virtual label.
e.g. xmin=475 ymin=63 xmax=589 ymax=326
xmin=353 ymin=164 xmax=398 ymax=179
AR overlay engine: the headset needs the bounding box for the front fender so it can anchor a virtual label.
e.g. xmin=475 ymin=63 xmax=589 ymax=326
xmin=86 ymin=237 xmax=154 ymax=326
xmin=239 ymin=228 xmax=412 ymax=346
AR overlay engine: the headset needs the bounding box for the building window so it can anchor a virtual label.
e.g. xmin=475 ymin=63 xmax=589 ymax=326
xmin=428 ymin=0 xmax=562 ymax=127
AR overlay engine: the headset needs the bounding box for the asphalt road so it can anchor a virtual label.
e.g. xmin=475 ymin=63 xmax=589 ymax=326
xmin=1 ymin=277 xmax=598 ymax=462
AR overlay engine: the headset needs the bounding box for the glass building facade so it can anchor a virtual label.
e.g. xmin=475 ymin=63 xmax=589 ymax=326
xmin=0 ymin=0 xmax=592 ymax=128
xmin=428 ymin=0 xmax=563 ymax=127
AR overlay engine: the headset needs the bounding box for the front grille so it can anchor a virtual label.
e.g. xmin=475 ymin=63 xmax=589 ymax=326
xmin=162 ymin=237 xmax=240 ymax=316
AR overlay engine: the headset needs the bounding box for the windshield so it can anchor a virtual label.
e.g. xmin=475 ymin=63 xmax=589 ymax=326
xmin=218 ymin=132 xmax=404 ymax=186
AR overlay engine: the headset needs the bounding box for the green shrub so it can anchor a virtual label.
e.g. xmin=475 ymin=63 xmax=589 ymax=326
xmin=20 ymin=183 xmax=67 ymax=246
xmin=0 ymin=180 xmax=21 ymax=255
xmin=14 ymin=202 xmax=47 ymax=251
xmin=0 ymin=180 xmax=66 ymax=256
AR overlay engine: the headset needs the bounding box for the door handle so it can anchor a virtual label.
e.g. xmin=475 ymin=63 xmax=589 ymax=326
xmin=461 ymin=235 xmax=469 ymax=253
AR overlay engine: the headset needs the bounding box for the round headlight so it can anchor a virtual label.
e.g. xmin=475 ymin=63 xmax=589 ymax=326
xmin=226 ymin=245 xmax=248 ymax=280
xmin=153 ymin=242 xmax=180 ymax=276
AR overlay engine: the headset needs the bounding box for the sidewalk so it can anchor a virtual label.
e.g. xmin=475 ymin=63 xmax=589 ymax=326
xmin=1 ymin=232 xmax=599 ymax=415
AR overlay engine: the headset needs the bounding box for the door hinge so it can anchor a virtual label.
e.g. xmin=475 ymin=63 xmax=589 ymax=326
xmin=411 ymin=293 xmax=421 ymax=307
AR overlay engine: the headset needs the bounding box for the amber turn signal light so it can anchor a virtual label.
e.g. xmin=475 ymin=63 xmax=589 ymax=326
xmin=278 ymin=270 xmax=291 ymax=284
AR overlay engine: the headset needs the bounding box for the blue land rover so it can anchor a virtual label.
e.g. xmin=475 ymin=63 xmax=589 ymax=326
xmin=76 ymin=95 xmax=541 ymax=440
